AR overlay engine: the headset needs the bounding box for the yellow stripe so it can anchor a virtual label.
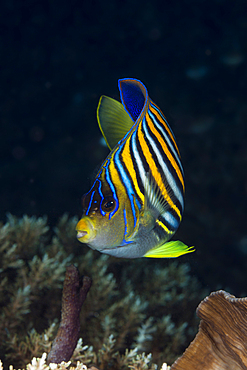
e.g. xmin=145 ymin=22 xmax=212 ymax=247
xmin=107 ymin=151 xmax=123 ymax=195
xmin=137 ymin=124 xmax=182 ymax=220
xmin=121 ymin=135 xmax=144 ymax=204
xmin=155 ymin=219 xmax=173 ymax=234
xmin=149 ymin=103 xmax=180 ymax=156
xmin=145 ymin=113 xmax=185 ymax=192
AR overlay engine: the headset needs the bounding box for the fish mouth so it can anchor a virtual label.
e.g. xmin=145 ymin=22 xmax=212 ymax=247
xmin=77 ymin=230 xmax=87 ymax=239
xmin=76 ymin=217 xmax=96 ymax=243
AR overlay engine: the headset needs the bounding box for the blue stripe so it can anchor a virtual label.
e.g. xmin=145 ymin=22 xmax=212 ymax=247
xmin=86 ymin=190 xmax=95 ymax=215
xmin=104 ymin=159 xmax=119 ymax=220
xmin=121 ymin=208 xmax=134 ymax=246
xmin=98 ymin=179 xmax=106 ymax=216
xmin=86 ymin=166 xmax=104 ymax=215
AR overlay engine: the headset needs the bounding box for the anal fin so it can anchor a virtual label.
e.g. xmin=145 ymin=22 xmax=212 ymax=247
xmin=144 ymin=240 xmax=195 ymax=258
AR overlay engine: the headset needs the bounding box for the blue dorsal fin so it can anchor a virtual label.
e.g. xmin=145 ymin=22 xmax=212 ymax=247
xmin=97 ymin=96 xmax=134 ymax=150
xmin=118 ymin=78 xmax=148 ymax=122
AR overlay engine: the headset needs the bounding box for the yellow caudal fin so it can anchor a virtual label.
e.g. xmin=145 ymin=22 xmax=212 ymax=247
xmin=97 ymin=95 xmax=134 ymax=150
xmin=144 ymin=241 xmax=195 ymax=258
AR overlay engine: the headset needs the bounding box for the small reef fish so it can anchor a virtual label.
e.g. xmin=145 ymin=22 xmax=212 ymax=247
xmin=76 ymin=78 xmax=194 ymax=258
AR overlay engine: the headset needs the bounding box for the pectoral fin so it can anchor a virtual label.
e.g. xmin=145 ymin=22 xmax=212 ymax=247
xmin=144 ymin=240 xmax=195 ymax=258
xmin=143 ymin=171 xmax=175 ymax=220
xmin=97 ymin=96 xmax=134 ymax=150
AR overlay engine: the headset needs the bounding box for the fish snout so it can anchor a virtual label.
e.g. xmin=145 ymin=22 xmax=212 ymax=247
xmin=76 ymin=217 xmax=95 ymax=243
xmin=77 ymin=230 xmax=87 ymax=238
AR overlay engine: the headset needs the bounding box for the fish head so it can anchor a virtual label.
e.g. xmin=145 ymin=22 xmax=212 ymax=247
xmin=76 ymin=178 xmax=128 ymax=251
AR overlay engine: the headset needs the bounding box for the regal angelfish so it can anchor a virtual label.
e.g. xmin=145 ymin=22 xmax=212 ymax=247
xmin=76 ymin=78 xmax=194 ymax=258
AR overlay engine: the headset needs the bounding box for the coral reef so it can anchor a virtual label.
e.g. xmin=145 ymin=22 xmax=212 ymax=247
xmin=3 ymin=290 xmax=247 ymax=370
xmin=0 ymin=214 xmax=205 ymax=369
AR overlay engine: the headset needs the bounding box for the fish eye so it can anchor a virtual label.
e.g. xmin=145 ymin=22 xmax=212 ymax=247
xmin=102 ymin=197 xmax=115 ymax=212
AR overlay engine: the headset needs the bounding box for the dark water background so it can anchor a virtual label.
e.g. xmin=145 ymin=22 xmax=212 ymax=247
xmin=1 ymin=0 xmax=247 ymax=294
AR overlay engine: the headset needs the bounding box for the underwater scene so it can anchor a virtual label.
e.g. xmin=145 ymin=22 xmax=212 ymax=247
xmin=1 ymin=0 xmax=247 ymax=369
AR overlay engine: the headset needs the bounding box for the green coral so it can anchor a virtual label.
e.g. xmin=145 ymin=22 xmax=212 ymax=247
xmin=0 ymin=214 xmax=205 ymax=369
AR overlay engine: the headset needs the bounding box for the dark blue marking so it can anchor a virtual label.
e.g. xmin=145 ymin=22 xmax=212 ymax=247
xmin=118 ymin=79 xmax=147 ymax=122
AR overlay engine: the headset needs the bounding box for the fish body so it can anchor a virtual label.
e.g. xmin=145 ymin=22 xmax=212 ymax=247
xmin=76 ymin=78 xmax=194 ymax=258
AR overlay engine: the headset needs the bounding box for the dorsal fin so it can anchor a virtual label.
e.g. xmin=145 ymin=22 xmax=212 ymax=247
xmin=97 ymin=96 xmax=134 ymax=150
xmin=118 ymin=79 xmax=148 ymax=122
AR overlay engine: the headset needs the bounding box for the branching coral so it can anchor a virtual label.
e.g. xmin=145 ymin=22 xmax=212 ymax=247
xmin=0 ymin=214 xmax=204 ymax=369
xmin=0 ymin=215 xmax=72 ymax=366
xmin=2 ymin=349 xmax=162 ymax=370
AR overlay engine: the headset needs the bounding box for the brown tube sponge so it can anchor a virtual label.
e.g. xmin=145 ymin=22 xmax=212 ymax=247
xmin=47 ymin=265 xmax=92 ymax=364
xmin=171 ymin=290 xmax=247 ymax=370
